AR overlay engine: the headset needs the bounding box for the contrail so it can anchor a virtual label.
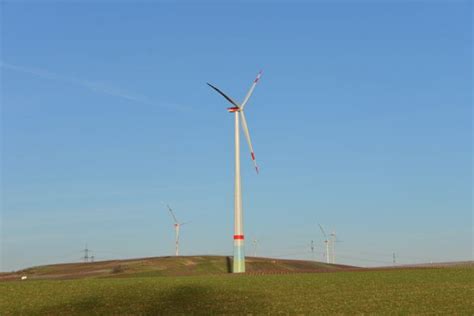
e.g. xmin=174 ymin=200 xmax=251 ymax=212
xmin=0 ymin=61 xmax=189 ymax=111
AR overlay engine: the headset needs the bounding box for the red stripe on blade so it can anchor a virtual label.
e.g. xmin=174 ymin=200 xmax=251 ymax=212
xmin=233 ymin=235 xmax=244 ymax=240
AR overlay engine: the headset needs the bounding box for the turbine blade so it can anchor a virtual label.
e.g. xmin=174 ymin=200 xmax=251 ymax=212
xmin=166 ymin=204 xmax=179 ymax=223
xmin=207 ymin=83 xmax=240 ymax=107
xmin=240 ymin=111 xmax=259 ymax=174
xmin=318 ymin=224 xmax=327 ymax=238
xmin=240 ymin=70 xmax=262 ymax=110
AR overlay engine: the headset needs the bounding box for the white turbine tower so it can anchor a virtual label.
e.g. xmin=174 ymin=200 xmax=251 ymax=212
xmin=329 ymin=231 xmax=341 ymax=264
xmin=319 ymin=224 xmax=330 ymax=264
xmin=165 ymin=204 xmax=189 ymax=256
xmin=208 ymin=71 xmax=262 ymax=273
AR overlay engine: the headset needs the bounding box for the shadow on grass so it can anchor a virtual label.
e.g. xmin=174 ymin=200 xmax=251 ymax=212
xmin=32 ymin=284 xmax=265 ymax=315
xmin=147 ymin=284 xmax=266 ymax=314
xmin=226 ymin=256 xmax=232 ymax=273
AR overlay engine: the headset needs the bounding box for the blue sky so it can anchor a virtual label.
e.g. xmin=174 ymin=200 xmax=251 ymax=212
xmin=1 ymin=1 xmax=472 ymax=271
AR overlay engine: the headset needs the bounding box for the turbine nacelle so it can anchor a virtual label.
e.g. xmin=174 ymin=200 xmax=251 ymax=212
xmin=227 ymin=106 xmax=240 ymax=113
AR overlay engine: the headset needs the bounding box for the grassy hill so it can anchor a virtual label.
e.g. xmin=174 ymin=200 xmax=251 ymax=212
xmin=0 ymin=256 xmax=354 ymax=281
xmin=0 ymin=266 xmax=471 ymax=314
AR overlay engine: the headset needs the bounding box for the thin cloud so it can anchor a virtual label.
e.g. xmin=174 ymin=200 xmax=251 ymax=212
xmin=0 ymin=61 xmax=189 ymax=111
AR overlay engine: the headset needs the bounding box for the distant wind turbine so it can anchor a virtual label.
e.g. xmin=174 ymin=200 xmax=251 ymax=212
xmin=208 ymin=71 xmax=263 ymax=273
xmin=318 ymin=224 xmax=330 ymax=264
xmin=252 ymin=238 xmax=259 ymax=257
xmin=165 ymin=204 xmax=189 ymax=256
xmin=329 ymin=231 xmax=342 ymax=264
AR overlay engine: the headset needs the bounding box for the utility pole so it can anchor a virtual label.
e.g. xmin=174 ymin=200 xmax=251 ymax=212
xmin=82 ymin=244 xmax=91 ymax=263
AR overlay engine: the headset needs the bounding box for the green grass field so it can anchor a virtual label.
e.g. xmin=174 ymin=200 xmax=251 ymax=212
xmin=1 ymin=266 xmax=472 ymax=315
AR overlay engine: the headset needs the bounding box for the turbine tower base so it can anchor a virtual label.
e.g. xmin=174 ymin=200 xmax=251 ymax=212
xmin=233 ymin=240 xmax=245 ymax=273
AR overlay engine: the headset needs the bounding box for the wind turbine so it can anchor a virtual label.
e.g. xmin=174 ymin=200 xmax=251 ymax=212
xmin=329 ymin=231 xmax=341 ymax=264
xmin=165 ymin=204 xmax=189 ymax=256
xmin=207 ymin=71 xmax=262 ymax=273
xmin=318 ymin=224 xmax=330 ymax=264
xmin=252 ymin=238 xmax=259 ymax=257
